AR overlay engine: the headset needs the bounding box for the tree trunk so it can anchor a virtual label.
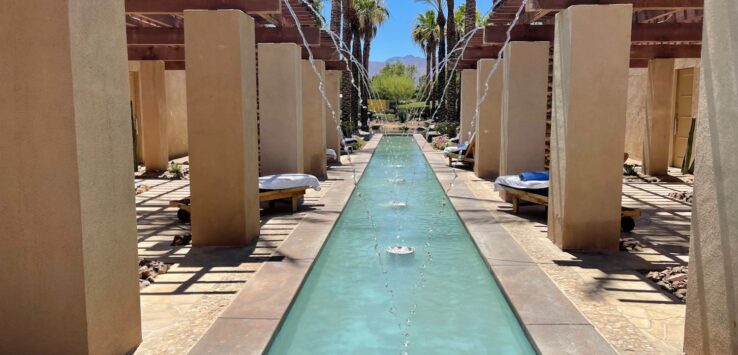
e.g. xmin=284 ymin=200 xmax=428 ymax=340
xmin=430 ymin=45 xmax=437 ymax=114
xmin=436 ymin=11 xmax=447 ymax=122
xmin=330 ymin=0 xmax=342 ymax=34
xmin=361 ymin=31 xmax=372 ymax=129
xmin=464 ymin=0 xmax=476 ymax=33
xmin=351 ymin=26 xmax=362 ymax=131
xmin=340 ymin=0 xmax=353 ymax=136
xmin=446 ymin=0 xmax=458 ymax=122
xmin=424 ymin=46 xmax=432 ymax=112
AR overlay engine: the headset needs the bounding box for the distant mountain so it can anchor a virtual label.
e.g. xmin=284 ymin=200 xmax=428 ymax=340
xmin=369 ymin=55 xmax=426 ymax=80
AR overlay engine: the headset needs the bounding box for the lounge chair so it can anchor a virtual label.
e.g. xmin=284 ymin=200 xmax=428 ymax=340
xmin=494 ymin=174 xmax=640 ymax=232
xmin=326 ymin=148 xmax=338 ymax=161
xmin=170 ymin=173 xmax=321 ymax=222
xmin=444 ymin=133 xmax=476 ymax=167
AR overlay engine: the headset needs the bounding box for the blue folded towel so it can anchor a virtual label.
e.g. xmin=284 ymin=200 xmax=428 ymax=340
xmin=519 ymin=171 xmax=549 ymax=181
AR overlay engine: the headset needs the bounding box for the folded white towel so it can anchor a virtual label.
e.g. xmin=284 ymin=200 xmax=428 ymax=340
xmin=494 ymin=175 xmax=549 ymax=191
xmin=259 ymin=174 xmax=321 ymax=191
xmin=326 ymin=148 xmax=337 ymax=160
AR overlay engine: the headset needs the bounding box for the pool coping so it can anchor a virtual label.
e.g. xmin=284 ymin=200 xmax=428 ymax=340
xmin=188 ymin=135 xmax=382 ymax=355
xmin=415 ymin=134 xmax=617 ymax=354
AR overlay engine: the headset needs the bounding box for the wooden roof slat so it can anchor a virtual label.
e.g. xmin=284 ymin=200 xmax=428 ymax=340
xmin=125 ymin=0 xmax=281 ymax=14
xmin=127 ymin=26 xmax=322 ymax=45
xmin=128 ymin=46 xmax=185 ymax=61
xmin=484 ymin=22 xmax=703 ymax=43
xmin=526 ymin=0 xmax=703 ymax=11
xmin=630 ymin=44 xmax=701 ymax=58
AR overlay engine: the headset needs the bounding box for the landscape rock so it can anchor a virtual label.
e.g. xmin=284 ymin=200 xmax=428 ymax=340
xmin=646 ymin=266 xmax=689 ymax=302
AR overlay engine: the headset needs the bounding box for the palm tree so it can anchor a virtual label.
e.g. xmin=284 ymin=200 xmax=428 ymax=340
xmin=330 ymin=0 xmax=341 ymax=34
xmin=412 ymin=10 xmax=439 ymax=111
xmin=340 ymin=0 xmax=356 ymax=135
xmin=416 ymin=0 xmax=447 ymax=121
xmin=356 ymin=0 xmax=389 ymax=128
xmin=446 ymin=0 xmax=458 ymax=121
xmin=455 ymin=4 xmax=482 ymax=35
xmin=464 ymin=0 xmax=476 ymax=33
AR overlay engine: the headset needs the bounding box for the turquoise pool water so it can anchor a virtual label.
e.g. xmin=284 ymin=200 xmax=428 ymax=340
xmin=268 ymin=136 xmax=535 ymax=354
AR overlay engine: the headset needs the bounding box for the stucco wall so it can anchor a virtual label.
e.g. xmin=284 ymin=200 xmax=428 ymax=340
xmin=165 ymin=70 xmax=189 ymax=159
xmin=625 ymin=68 xmax=648 ymax=161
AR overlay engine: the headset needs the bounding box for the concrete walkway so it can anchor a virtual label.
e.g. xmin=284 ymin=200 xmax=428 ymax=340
xmin=132 ymin=145 xmax=373 ymax=354
xmin=421 ymin=145 xmax=690 ymax=354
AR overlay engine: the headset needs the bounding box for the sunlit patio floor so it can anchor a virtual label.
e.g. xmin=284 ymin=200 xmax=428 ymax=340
xmin=133 ymin=158 xmax=352 ymax=354
xmin=422 ymin=146 xmax=691 ymax=354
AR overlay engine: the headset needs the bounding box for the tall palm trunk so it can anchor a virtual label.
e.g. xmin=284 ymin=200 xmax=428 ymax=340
xmin=330 ymin=0 xmax=342 ymax=34
xmin=430 ymin=45 xmax=437 ymax=113
xmin=340 ymin=0 xmax=354 ymax=136
xmin=351 ymin=25 xmax=362 ymax=130
xmin=446 ymin=0 xmax=458 ymax=122
xmin=436 ymin=11 xmax=447 ymax=121
xmin=361 ymin=30 xmax=372 ymax=129
xmin=424 ymin=45 xmax=432 ymax=111
xmin=464 ymin=0 xmax=476 ymax=33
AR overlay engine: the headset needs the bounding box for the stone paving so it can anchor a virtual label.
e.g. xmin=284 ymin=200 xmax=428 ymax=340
xmin=132 ymin=159 xmax=354 ymax=354
xmin=428 ymin=152 xmax=691 ymax=354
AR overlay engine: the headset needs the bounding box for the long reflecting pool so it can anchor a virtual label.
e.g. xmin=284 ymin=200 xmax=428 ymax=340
xmin=268 ymin=136 xmax=535 ymax=354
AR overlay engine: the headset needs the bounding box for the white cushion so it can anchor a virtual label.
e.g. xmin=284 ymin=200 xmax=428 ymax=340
xmin=326 ymin=148 xmax=337 ymax=160
xmin=259 ymin=174 xmax=321 ymax=191
xmin=494 ymin=175 xmax=549 ymax=191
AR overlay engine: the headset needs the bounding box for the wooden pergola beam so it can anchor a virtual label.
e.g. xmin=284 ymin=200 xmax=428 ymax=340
xmin=124 ymin=0 xmax=281 ymax=14
xmin=301 ymin=47 xmax=339 ymax=61
xmin=126 ymin=26 xmax=321 ymax=45
xmin=165 ymin=61 xmax=186 ymax=70
xmin=526 ymin=0 xmax=703 ymax=11
xmin=128 ymin=46 xmax=185 ymax=61
xmin=462 ymin=46 xmax=501 ymax=61
xmin=630 ymin=44 xmax=701 ymax=58
xmin=325 ymin=60 xmax=348 ymax=71
xmin=484 ymin=22 xmax=703 ymax=43
xmin=460 ymin=43 xmax=701 ymax=63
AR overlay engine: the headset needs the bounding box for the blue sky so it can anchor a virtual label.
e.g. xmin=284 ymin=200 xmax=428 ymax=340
xmin=320 ymin=0 xmax=494 ymax=61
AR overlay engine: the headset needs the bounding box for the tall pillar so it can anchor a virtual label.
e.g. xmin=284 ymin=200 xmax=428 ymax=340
xmin=184 ymin=10 xmax=260 ymax=246
xmin=500 ymin=41 xmax=549 ymax=176
xmin=548 ymin=4 xmax=632 ymax=251
xmin=643 ymin=59 xmax=676 ymax=176
xmin=684 ymin=0 xmax=738 ymax=352
xmin=460 ymin=69 xmax=477 ymax=144
xmin=258 ymin=43 xmax=303 ymax=175
xmin=0 ymin=1 xmax=141 ymax=353
xmin=139 ymin=60 xmax=170 ymax=171
xmin=325 ymin=70 xmax=343 ymax=159
xmin=302 ymin=60 xmax=327 ymax=178
xmin=474 ymin=59 xmax=503 ymax=179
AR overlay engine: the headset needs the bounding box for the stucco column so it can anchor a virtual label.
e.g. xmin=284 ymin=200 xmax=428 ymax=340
xmin=0 ymin=1 xmax=141 ymax=353
xmin=474 ymin=59 xmax=503 ymax=179
xmin=643 ymin=59 xmax=676 ymax=176
xmin=302 ymin=60 xmax=327 ymax=178
xmin=460 ymin=69 xmax=477 ymax=144
xmin=258 ymin=43 xmax=304 ymax=175
xmin=325 ymin=70 xmax=343 ymax=161
xmin=138 ymin=60 xmax=170 ymax=171
xmin=684 ymin=0 xmax=738 ymax=352
xmin=548 ymin=4 xmax=632 ymax=251
xmin=184 ymin=10 xmax=260 ymax=246
xmin=500 ymin=41 xmax=549 ymax=176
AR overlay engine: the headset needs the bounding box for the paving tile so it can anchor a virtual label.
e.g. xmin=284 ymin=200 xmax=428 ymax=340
xmin=220 ymin=259 xmax=312 ymax=320
xmin=188 ymin=318 xmax=279 ymax=355
xmin=526 ymin=324 xmax=617 ymax=355
xmin=470 ymin=231 xmax=535 ymax=264
xmin=491 ymin=264 xmax=590 ymax=326
xmin=274 ymin=226 xmax=331 ymax=260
